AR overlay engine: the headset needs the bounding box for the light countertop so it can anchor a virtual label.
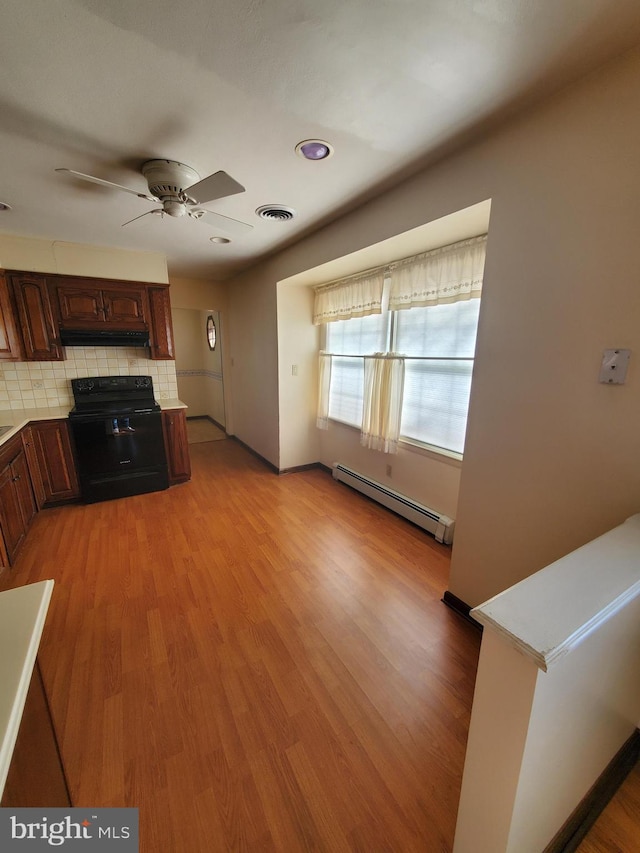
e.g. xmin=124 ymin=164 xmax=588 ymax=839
xmin=0 ymin=580 xmax=54 ymax=797
xmin=159 ymin=399 xmax=187 ymax=411
xmin=0 ymin=399 xmax=187 ymax=448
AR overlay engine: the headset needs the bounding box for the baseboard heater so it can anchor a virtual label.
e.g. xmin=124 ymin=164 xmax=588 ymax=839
xmin=332 ymin=463 xmax=455 ymax=545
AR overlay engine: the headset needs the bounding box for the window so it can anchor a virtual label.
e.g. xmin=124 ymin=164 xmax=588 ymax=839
xmin=325 ymin=297 xmax=480 ymax=455
xmin=206 ymin=315 xmax=217 ymax=350
xmin=318 ymin=234 xmax=486 ymax=456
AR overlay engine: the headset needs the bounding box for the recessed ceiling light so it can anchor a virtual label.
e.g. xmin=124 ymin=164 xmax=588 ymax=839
xmin=0 ymin=202 xmax=12 ymax=211
xmin=210 ymin=236 xmax=231 ymax=244
xmin=295 ymin=139 xmax=334 ymax=161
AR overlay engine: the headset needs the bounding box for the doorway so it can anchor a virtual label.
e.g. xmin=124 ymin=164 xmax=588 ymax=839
xmin=171 ymin=308 xmax=226 ymax=429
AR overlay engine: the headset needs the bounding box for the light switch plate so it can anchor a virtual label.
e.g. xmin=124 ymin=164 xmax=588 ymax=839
xmin=599 ymin=349 xmax=630 ymax=384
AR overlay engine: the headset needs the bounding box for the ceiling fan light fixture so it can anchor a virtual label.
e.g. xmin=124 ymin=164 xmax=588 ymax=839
xmin=56 ymin=159 xmax=252 ymax=234
xmin=295 ymin=139 xmax=333 ymax=160
xmin=164 ymin=200 xmax=187 ymax=217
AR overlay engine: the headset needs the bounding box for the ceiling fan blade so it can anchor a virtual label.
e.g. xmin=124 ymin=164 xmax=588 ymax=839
xmin=122 ymin=209 xmax=164 ymax=227
xmin=56 ymin=168 xmax=158 ymax=202
xmin=195 ymin=209 xmax=253 ymax=235
xmin=185 ymin=171 xmax=245 ymax=204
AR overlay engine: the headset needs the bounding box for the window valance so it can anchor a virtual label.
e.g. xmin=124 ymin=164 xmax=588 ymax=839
xmin=312 ymin=235 xmax=486 ymax=324
xmin=312 ymin=268 xmax=385 ymax=325
xmin=388 ymin=235 xmax=486 ymax=310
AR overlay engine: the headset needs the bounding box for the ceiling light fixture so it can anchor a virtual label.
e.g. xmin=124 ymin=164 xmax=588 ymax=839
xmin=210 ymin=236 xmax=231 ymax=244
xmin=0 ymin=202 xmax=12 ymax=211
xmin=295 ymin=139 xmax=334 ymax=161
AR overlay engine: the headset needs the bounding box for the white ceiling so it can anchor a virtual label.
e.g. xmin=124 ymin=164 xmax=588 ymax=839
xmin=1 ymin=0 xmax=640 ymax=281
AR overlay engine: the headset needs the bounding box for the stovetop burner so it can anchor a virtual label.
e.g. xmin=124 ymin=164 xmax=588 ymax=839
xmin=69 ymin=375 xmax=160 ymax=417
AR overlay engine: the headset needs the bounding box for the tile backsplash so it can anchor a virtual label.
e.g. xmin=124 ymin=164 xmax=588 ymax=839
xmin=0 ymin=347 xmax=178 ymax=410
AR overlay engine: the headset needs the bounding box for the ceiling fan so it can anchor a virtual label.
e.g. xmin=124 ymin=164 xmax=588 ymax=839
xmin=55 ymin=159 xmax=253 ymax=235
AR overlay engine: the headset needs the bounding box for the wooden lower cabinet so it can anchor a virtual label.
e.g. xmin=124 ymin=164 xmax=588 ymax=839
xmin=1 ymin=661 xmax=71 ymax=807
xmin=0 ymin=436 xmax=38 ymax=567
xmin=21 ymin=425 xmax=46 ymax=509
xmin=31 ymin=420 xmax=80 ymax=506
xmin=162 ymin=409 xmax=191 ymax=484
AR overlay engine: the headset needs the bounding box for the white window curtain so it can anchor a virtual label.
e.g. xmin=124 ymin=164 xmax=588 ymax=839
xmin=316 ymin=352 xmax=332 ymax=430
xmin=389 ymin=235 xmax=486 ymax=310
xmin=313 ymin=268 xmax=385 ymax=325
xmin=361 ymin=353 xmax=405 ymax=454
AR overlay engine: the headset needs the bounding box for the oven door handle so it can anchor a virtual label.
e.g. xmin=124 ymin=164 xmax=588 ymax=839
xmin=70 ymin=408 xmax=159 ymax=425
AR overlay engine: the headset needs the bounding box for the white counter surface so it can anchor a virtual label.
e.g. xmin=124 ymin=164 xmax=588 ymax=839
xmin=472 ymin=514 xmax=640 ymax=671
xmin=159 ymin=399 xmax=187 ymax=410
xmin=0 ymin=580 xmax=54 ymax=797
xmin=0 ymin=407 xmax=71 ymax=446
xmin=0 ymin=399 xmax=188 ymax=450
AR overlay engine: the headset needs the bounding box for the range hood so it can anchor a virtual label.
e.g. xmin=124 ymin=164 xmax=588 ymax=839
xmin=59 ymin=328 xmax=150 ymax=348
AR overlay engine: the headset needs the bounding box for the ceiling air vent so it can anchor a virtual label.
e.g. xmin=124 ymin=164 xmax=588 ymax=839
xmin=255 ymin=204 xmax=296 ymax=221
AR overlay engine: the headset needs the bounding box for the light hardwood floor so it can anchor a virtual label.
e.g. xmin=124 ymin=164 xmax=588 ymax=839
xmin=2 ymin=439 xmax=481 ymax=851
xmin=186 ymin=418 xmax=227 ymax=444
xmin=2 ymin=438 xmax=638 ymax=850
xmin=576 ymin=761 xmax=640 ymax=853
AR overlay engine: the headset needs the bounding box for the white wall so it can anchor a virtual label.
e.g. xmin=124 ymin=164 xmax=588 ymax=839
xmin=319 ymin=424 xmax=463 ymax=521
xmin=277 ymin=283 xmax=320 ymax=469
xmin=0 ymin=235 xmax=167 ymax=282
xmin=172 ymin=306 xmax=226 ymax=425
xmin=200 ymin=309 xmax=225 ymax=426
xmin=169 ymin=276 xmax=231 ymax=432
xmin=228 ymin=46 xmax=640 ymax=605
xmin=172 ymin=307 xmax=204 ymax=414
xmin=228 ymin=260 xmax=281 ymax=463
xmin=450 ymin=47 xmax=640 ymax=605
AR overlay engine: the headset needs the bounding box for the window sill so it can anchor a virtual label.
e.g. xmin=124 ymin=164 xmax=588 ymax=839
xmin=399 ymin=436 xmax=463 ymax=466
xmin=325 ymin=418 xmax=463 ymax=467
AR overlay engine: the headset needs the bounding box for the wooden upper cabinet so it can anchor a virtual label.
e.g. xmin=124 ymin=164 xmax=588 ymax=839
xmin=0 ymin=271 xmax=23 ymax=360
xmin=55 ymin=286 xmax=103 ymax=324
xmin=147 ymin=286 xmax=175 ymax=360
xmin=102 ymin=287 xmax=147 ymax=327
xmin=54 ymin=280 xmax=148 ymax=329
xmin=2 ymin=270 xmax=175 ymax=362
xmin=9 ymin=273 xmax=64 ymax=361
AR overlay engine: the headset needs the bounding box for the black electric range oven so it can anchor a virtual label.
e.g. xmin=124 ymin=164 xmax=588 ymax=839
xmin=69 ymin=375 xmax=169 ymax=503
